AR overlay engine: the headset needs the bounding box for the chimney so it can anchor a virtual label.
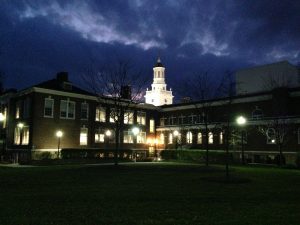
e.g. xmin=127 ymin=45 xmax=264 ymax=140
xmin=56 ymin=72 xmax=69 ymax=83
xmin=121 ymin=85 xmax=132 ymax=99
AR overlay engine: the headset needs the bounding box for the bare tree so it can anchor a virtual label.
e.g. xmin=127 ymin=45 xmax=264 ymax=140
xmin=258 ymin=117 xmax=293 ymax=166
xmin=82 ymin=59 xmax=149 ymax=165
xmin=177 ymin=72 xmax=222 ymax=166
xmin=217 ymin=71 xmax=235 ymax=179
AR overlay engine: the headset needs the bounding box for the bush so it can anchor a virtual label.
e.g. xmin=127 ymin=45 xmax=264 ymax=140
xmin=160 ymin=149 xmax=233 ymax=164
xmin=32 ymin=151 xmax=53 ymax=160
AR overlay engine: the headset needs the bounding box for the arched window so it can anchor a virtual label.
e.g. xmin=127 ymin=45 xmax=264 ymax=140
xmin=158 ymin=71 xmax=160 ymax=78
xmin=186 ymin=131 xmax=193 ymax=144
xmin=208 ymin=132 xmax=213 ymax=144
xmin=197 ymin=132 xmax=202 ymax=144
xmin=266 ymin=128 xmax=276 ymax=144
xmin=168 ymin=133 xmax=173 ymax=144
xmin=160 ymin=133 xmax=165 ymax=144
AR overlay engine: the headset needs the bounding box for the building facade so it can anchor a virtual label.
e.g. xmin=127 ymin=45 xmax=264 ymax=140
xmin=0 ymin=60 xmax=300 ymax=164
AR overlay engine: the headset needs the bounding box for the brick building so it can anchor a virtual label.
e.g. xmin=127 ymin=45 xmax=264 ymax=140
xmin=0 ymin=60 xmax=300 ymax=164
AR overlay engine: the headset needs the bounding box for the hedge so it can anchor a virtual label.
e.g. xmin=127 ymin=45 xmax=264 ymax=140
xmin=160 ymin=150 xmax=234 ymax=164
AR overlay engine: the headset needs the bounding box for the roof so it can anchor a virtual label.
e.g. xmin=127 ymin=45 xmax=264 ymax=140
xmin=34 ymin=78 xmax=93 ymax=96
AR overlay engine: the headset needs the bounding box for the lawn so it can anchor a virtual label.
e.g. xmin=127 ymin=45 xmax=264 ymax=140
xmin=0 ymin=162 xmax=299 ymax=225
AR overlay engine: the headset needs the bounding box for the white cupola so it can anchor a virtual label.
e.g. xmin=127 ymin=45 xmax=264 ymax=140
xmin=145 ymin=57 xmax=174 ymax=106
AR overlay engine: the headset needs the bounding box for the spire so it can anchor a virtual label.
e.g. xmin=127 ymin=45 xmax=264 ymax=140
xmin=154 ymin=56 xmax=164 ymax=67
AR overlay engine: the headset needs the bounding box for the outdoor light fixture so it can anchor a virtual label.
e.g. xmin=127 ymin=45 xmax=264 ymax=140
xmin=173 ymin=130 xmax=179 ymax=136
xmin=56 ymin=130 xmax=63 ymax=159
xmin=236 ymin=116 xmax=247 ymax=125
xmin=105 ymin=130 xmax=112 ymax=137
xmin=132 ymin=127 xmax=140 ymax=136
xmin=17 ymin=123 xmax=24 ymax=129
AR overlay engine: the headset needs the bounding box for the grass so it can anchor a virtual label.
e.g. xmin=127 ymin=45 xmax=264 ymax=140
xmin=0 ymin=162 xmax=299 ymax=225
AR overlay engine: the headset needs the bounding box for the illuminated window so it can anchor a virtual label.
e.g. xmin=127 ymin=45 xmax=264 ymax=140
xmin=110 ymin=108 xmax=119 ymax=123
xmin=95 ymin=130 xmax=105 ymax=143
xmin=220 ymin=132 xmax=223 ymax=144
xmin=123 ymin=130 xmax=133 ymax=143
xmin=15 ymin=101 xmax=21 ymax=119
xmin=137 ymin=111 xmax=146 ymax=125
xmin=95 ymin=107 xmax=106 ymax=122
xmin=137 ymin=132 xmax=146 ymax=144
xmin=14 ymin=125 xmax=29 ymax=145
xmin=150 ymin=119 xmax=155 ymax=133
xmin=44 ymin=98 xmax=54 ymax=118
xmin=160 ymin=133 xmax=165 ymax=144
xmin=168 ymin=133 xmax=173 ymax=144
xmin=81 ymin=102 xmax=89 ymax=120
xmin=197 ymin=132 xmax=202 ymax=144
xmin=60 ymin=100 xmax=75 ymax=119
xmin=80 ymin=127 xmax=88 ymax=145
xmin=209 ymin=132 xmax=213 ymax=144
xmin=186 ymin=131 xmax=193 ymax=144
xmin=124 ymin=111 xmax=134 ymax=124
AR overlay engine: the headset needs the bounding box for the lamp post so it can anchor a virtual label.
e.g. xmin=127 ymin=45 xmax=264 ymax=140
xmin=105 ymin=130 xmax=112 ymax=156
xmin=132 ymin=127 xmax=140 ymax=162
xmin=173 ymin=130 xmax=179 ymax=150
xmin=17 ymin=123 xmax=24 ymax=145
xmin=0 ymin=112 xmax=6 ymax=161
xmin=236 ymin=116 xmax=247 ymax=165
xmin=56 ymin=130 xmax=63 ymax=159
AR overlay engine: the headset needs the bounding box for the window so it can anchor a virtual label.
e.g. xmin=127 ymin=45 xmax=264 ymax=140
xmin=80 ymin=127 xmax=88 ymax=145
xmin=168 ymin=133 xmax=173 ymax=144
xmin=266 ymin=128 xmax=276 ymax=144
xmin=15 ymin=101 xmax=21 ymax=119
xmin=123 ymin=130 xmax=133 ymax=143
xmin=150 ymin=119 xmax=155 ymax=133
xmin=220 ymin=132 xmax=223 ymax=144
xmin=137 ymin=132 xmax=146 ymax=144
xmin=81 ymin=102 xmax=89 ymax=120
xmin=110 ymin=108 xmax=119 ymax=123
xmin=197 ymin=132 xmax=202 ymax=144
xmin=95 ymin=130 xmax=105 ymax=143
xmin=160 ymin=118 xmax=165 ymax=126
xmin=14 ymin=125 xmax=29 ymax=145
xmin=44 ymin=98 xmax=54 ymax=117
xmin=252 ymin=106 xmax=264 ymax=120
xmin=208 ymin=132 xmax=213 ymax=144
xmin=298 ymin=128 xmax=300 ymax=144
xmin=137 ymin=111 xmax=146 ymax=125
xmin=160 ymin=133 xmax=165 ymax=144
xmin=23 ymin=97 xmax=31 ymax=118
xmin=186 ymin=131 xmax=193 ymax=144
xmin=124 ymin=111 xmax=134 ymax=124
xmin=60 ymin=100 xmax=75 ymax=119
xmin=95 ymin=107 xmax=106 ymax=122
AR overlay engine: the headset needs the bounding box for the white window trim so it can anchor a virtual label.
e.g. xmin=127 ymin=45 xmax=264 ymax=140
xmin=44 ymin=98 xmax=54 ymax=118
xmin=60 ymin=99 xmax=76 ymax=120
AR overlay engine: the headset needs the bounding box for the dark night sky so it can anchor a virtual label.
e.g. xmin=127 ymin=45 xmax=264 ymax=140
xmin=0 ymin=0 xmax=299 ymax=96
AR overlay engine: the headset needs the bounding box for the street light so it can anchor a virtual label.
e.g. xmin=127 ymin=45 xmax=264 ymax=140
xmin=132 ymin=127 xmax=140 ymax=162
xmin=236 ymin=116 xmax=247 ymax=164
xmin=17 ymin=123 xmax=24 ymax=145
xmin=56 ymin=130 xmax=63 ymax=159
xmin=0 ymin=112 xmax=6 ymax=161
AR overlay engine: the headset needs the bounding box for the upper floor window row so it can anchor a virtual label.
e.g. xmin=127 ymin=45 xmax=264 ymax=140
xmin=15 ymin=98 xmax=31 ymax=119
